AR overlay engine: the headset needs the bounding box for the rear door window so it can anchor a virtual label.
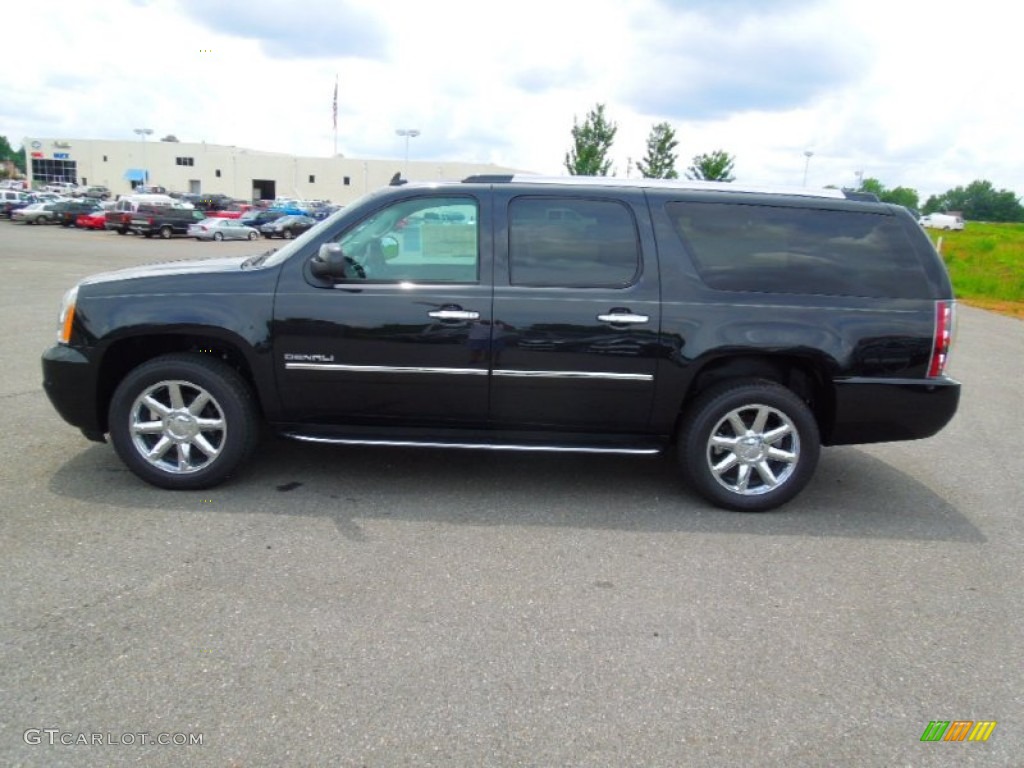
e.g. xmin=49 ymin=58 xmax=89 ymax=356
xmin=508 ymin=197 xmax=640 ymax=288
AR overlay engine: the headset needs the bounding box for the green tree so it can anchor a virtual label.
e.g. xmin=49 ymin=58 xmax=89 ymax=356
xmin=686 ymin=150 xmax=735 ymax=182
xmin=923 ymin=179 xmax=1024 ymax=222
xmin=860 ymin=177 xmax=920 ymax=211
xmin=635 ymin=122 xmax=679 ymax=179
xmin=0 ymin=135 xmax=26 ymax=175
xmin=564 ymin=103 xmax=617 ymax=176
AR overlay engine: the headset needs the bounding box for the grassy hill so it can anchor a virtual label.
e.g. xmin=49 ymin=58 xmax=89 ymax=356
xmin=926 ymin=222 xmax=1024 ymax=319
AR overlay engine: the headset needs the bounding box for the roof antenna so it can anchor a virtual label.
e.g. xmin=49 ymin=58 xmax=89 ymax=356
xmin=389 ymin=172 xmax=406 ymax=186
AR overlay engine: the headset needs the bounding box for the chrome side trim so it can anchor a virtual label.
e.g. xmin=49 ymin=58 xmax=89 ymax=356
xmin=285 ymin=363 xmax=488 ymax=376
xmin=494 ymin=369 xmax=653 ymax=382
xmin=284 ymin=434 xmax=660 ymax=455
xmin=284 ymin=363 xmax=652 ymax=382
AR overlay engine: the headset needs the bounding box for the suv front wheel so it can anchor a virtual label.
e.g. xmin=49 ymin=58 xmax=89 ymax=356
xmin=108 ymin=353 xmax=259 ymax=490
xmin=679 ymin=380 xmax=820 ymax=512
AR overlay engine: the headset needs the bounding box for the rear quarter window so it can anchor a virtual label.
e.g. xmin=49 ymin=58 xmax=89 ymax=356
xmin=666 ymin=202 xmax=930 ymax=299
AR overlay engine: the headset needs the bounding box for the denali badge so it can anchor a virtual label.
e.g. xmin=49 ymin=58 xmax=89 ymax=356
xmin=284 ymin=353 xmax=336 ymax=363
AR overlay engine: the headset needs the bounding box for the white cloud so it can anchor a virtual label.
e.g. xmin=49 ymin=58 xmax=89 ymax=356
xmin=2 ymin=0 xmax=1021 ymax=202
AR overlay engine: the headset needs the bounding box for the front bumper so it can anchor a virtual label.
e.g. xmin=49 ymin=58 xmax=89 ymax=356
xmin=41 ymin=345 xmax=105 ymax=442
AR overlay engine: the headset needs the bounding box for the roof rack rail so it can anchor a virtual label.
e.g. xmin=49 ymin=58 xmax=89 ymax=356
xmin=462 ymin=174 xmax=514 ymax=183
xmin=842 ymin=190 xmax=880 ymax=202
xmin=461 ymin=174 xmax=848 ymax=199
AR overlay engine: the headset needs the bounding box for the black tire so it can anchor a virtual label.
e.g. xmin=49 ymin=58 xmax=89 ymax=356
xmin=160 ymin=225 xmax=173 ymax=239
xmin=108 ymin=353 xmax=259 ymax=490
xmin=283 ymin=229 xmax=293 ymax=239
xmin=117 ymin=228 xmax=127 ymax=235
xmin=678 ymin=380 xmax=820 ymax=512
xmin=247 ymin=231 xmax=258 ymax=241
xmin=213 ymin=231 xmax=224 ymax=241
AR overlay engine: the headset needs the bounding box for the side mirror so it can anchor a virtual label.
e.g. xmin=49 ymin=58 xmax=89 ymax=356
xmin=310 ymin=243 xmax=365 ymax=281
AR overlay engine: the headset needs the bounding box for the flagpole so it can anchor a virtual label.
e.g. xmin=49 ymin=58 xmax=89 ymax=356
xmin=332 ymin=75 xmax=338 ymax=157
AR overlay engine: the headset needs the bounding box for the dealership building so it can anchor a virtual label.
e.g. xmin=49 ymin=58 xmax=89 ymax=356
xmin=22 ymin=136 xmax=524 ymax=204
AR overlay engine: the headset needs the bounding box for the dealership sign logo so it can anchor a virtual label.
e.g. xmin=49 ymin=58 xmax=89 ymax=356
xmin=920 ymin=720 xmax=997 ymax=742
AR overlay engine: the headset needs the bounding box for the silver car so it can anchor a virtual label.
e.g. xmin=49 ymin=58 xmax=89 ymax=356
xmin=188 ymin=218 xmax=261 ymax=241
xmin=12 ymin=203 xmax=60 ymax=224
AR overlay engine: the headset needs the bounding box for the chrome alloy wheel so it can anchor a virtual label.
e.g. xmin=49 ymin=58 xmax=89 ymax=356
xmin=128 ymin=379 xmax=227 ymax=474
xmin=706 ymin=403 xmax=800 ymax=495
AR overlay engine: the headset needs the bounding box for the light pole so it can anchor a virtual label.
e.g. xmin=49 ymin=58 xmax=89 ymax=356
xmin=802 ymin=150 xmax=814 ymax=187
xmin=395 ymin=128 xmax=420 ymax=177
xmin=133 ymin=128 xmax=153 ymax=188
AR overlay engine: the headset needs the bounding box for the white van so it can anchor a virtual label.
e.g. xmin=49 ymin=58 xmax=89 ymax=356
xmin=112 ymin=194 xmax=188 ymax=214
xmin=919 ymin=213 xmax=964 ymax=231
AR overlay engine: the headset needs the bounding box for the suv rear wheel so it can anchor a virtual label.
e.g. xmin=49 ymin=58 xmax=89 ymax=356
xmin=108 ymin=353 xmax=259 ymax=490
xmin=679 ymin=380 xmax=820 ymax=512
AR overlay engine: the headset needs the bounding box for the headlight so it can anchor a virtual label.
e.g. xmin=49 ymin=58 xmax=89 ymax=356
xmin=57 ymin=285 xmax=79 ymax=344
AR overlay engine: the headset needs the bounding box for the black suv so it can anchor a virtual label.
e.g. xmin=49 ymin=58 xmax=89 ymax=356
xmin=41 ymin=176 xmax=960 ymax=511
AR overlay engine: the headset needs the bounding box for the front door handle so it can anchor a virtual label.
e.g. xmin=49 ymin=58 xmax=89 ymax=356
xmin=597 ymin=310 xmax=649 ymax=325
xmin=428 ymin=309 xmax=480 ymax=321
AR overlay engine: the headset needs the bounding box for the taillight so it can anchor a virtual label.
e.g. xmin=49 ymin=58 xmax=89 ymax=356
xmin=927 ymin=300 xmax=955 ymax=378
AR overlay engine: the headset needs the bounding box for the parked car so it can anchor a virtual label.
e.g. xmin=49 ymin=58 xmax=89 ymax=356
xmin=75 ymin=210 xmax=108 ymax=230
xmin=44 ymin=181 xmax=79 ymax=195
xmin=267 ymin=203 xmax=309 ymax=216
xmin=31 ymin=192 xmax=65 ymax=204
xmin=53 ymin=200 xmax=103 ymax=227
xmin=128 ymin=206 xmax=206 ymax=238
xmin=1 ymin=189 xmax=31 ymax=218
xmin=40 ymin=175 xmax=960 ymax=512
xmin=79 ymin=185 xmax=111 ymax=200
xmin=188 ymin=218 xmax=261 ymax=241
xmin=12 ymin=202 xmax=60 ymax=224
xmin=260 ymin=214 xmax=316 ymax=239
xmin=180 ymin=193 xmax=234 ymax=212
xmin=107 ymin=194 xmax=185 ymax=232
xmin=238 ymin=210 xmax=286 ymax=230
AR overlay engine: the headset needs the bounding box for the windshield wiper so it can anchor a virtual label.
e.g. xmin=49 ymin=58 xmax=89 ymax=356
xmin=242 ymin=249 xmax=277 ymax=268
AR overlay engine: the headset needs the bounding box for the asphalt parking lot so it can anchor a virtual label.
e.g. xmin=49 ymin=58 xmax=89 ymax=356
xmin=1 ymin=221 xmax=1021 ymax=767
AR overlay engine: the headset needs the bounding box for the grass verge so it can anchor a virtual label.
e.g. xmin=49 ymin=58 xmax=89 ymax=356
xmin=928 ymin=222 xmax=1024 ymax=320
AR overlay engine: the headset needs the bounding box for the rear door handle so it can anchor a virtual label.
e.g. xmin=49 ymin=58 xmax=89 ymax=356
xmin=428 ymin=309 xmax=480 ymax=321
xmin=597 ymin=310 xmax=649 ymax=325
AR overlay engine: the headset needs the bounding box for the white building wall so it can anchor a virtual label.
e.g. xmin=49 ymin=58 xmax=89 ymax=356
xmin=23 ymin=137 xmax=527 ymax=204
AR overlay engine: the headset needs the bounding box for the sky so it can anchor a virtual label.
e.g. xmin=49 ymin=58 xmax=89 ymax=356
xmin=3 ymin=0 xmax=1021 ymax=202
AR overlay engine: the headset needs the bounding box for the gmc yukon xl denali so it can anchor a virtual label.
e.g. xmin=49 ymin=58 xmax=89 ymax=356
xmin=41 ymin=176 xmax=960 ymax=511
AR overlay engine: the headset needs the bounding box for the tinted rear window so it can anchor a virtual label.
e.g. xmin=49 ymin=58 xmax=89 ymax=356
xmin=667 ymin=202 xmax=929 ymax=298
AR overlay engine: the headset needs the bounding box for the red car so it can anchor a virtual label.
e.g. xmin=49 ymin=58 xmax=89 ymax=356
xmin=76 ymin=211 xmax=107 ymax=230
xmin=204 ymin=203 xmax=252 ymax=220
